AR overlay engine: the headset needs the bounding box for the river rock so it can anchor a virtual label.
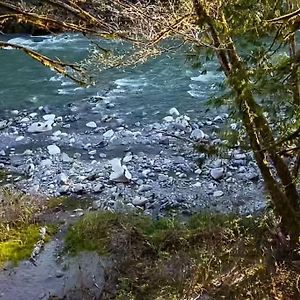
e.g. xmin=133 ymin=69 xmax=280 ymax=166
xmin=61 ymin=152 xmax=72 ymax=163
xmin=58 ymin=173 xmax=68 ymax=184
xmin=210 ymin=167 xmax=224 ymax=180
xmin=138 ymin=184 xmax=152 ymax=193
xmin=59 ymin=185 xmax=69 ymax=194
xmin=109 ymin=158 xmax=132 ymax=183
xmin=103 ymin=129 xmax=114 ymax=139
xmin=43 ymin=114 xmax=56 ymax=122
xmin=86 ymin=121 xmax=97 ymax=128
xmin=93 ymin=183 xmax=104 ymax=193
xmin=163 ymin=116 xmax=174 ymax=123
xmin=169 ymin=107 xmax=180 ymax=116
xmin=47 ymin=144 xmax=61 ymax=155
xmin=28 ymin=121 xmax=52 ymax=133
xmin=15 ymin=136 xmax=24 ymax=142
xmin=40 ymin=159 xmax=52 ymax=167
xmin=132 ymin=196 xmax=148 ymax=206
xmin=234 ymin=153 xmax=247 ymax=160
xmin=0 ymin=120 xmax=9 ymax=130
xmin=190 ymin=129 xmax=205 ymax=140
xmin=72 ymin=183 xmax=84 ymax=193
xmin=213 ymin=190 xmax=224 ymax=197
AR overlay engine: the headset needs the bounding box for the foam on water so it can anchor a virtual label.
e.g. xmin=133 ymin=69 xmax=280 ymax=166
xmin=7 ymin=34 xmax=86 ymax=51
xmin=115 ymin=78 xmax=148 ymax=88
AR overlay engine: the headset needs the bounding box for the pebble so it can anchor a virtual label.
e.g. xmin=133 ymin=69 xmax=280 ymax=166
xmin=138 ymin=184 xmax=152 ymax=193
xmin=61 ymin=153 xmax=72 ymax=163
xmin=0 ymin=120 xmax=9 ymax=130
xmin=213 ymin=190 xmax=224 ymax=197
xmin=132 ymin=196 xmax=149 ymax=206
xmin=103 ymin=129 xmax=114 ymax=139
xmin=169 ymin=107 xmax=180 ymax=116
xmin=28 ymin=122 xmax=52 ymax=133
xmin=190 ymin=129 xmax=205 ymax=140
xmin=40 ymin=159 xmax=52 ymax=167
xmin=43 ymin=114 xmax=56 ymax=122
xmin=93 ymin=183 xmax=104 ymax=193
xmin=86 ymin=121 xmax=97 ymax=128
xmin=72 ymin=183 xmax=84 ymax=193
xmin=163 ymin=116 xmax=174 ymax=123
xmin=47 ymin=144 xmax=61 ymax=155
xmin=210 ymin=167 xmax=224 ymax=180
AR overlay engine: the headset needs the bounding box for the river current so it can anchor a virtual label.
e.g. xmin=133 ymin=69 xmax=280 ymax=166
xmin=0 ymin=33 xmax=224 ymax=122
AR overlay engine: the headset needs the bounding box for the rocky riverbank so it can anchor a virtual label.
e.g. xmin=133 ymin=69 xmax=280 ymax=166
xmin=0 ymin=93 xmax=265 ymax=217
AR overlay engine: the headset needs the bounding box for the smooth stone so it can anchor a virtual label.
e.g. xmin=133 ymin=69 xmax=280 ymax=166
xmin=93 ymin=183 xmax=104 ymax=193
xmin=103 ymin=129 xmax=115 ymax=139
xmin=190 ymin=129 xmax=205 ymax=140
xmin=123 ymin=154 xmax=133 ymax=163
xmin=28 ymin=122 xmax=52 ymax=133
xmin=86 ymin=121 xmax=97 ymax=128
xmin=0 ymin=150 xmax=6 ymax=156
xmin=59 ymin=185 xmax=69 ymax=194
xmin=132 ymin=196 xmax=149 ymax=206
xmin=72 ymin=183 xmax=84 ymax=193
xmin=43 ymin=114 xmax=56 ymax=121
xmin=88 ymin=150 xmax=97 ymax=155
xmin=169 ymin=107 xmax=180 ymax=116
xmin=232 ymin=159 xmax=246 ymax=166
xmin=109 ymin=158 xmax=132 ymax=182
xmin=58 ymin=173 xmax=68 ymax=184
xmin=47 ymin=144 xmax=61 ymax=155
xmin=53 ymin=130 xmax=62 ymax=136
xmin=29 ymin=112 xmax=38 ymax=118
xmin=61 ymin=152 xmax=72 ymax=163
xmin=40 ymin=159 xmax=52 ymax=167
xmin=163 ymin=116 xmax=174 ymax=123
xmin=195 ymin=169 xmax=202 ymax=175
xmin=210 ymin=167 xmax=224 ymax=180
xmin=234 ymin=153 xmax=247 ymax=160
xmin=138 ymin=184 xmax=152 ymax=193
xmin=0 ymin=120 xmax=9 ymax=130
xmin=20 ymin=117 xmax=30 ymax=123
xmin=92 ymin=200 xmax=102 ymax=210
xmin=213 ymin=190 xmax=224 ymax=197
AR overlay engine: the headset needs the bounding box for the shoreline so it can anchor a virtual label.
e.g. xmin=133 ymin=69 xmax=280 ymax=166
xmin=0 ymin=93 xmax=265 ymax=217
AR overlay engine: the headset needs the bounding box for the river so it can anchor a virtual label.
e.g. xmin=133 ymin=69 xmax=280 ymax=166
xmin=0 ymin=33 xmax=224 ymax=122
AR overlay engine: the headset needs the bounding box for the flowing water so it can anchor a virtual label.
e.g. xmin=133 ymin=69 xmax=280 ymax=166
xmin=0 ymin=33 xmax=224 ymax=121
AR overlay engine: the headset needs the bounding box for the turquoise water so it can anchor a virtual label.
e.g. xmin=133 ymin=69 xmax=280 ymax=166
xmin=0 ymin=34 xmax=224 ymax=120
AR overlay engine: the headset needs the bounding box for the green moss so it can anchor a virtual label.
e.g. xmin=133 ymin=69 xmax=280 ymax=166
xmin=47 ymin=196 xmax=92 ymax=211
xmin=0 ymin=225 xmax=40 ymax=265
xmin=0 ymin=224 xmax=58 ymax=266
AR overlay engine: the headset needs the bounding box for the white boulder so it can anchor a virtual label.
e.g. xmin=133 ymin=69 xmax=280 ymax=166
xmin=47 ymin=144 xmax=61 ymax=155
xmin=109 ymin=158 xmax=132 ymax=183
xmin=28 ymin=122 xmax=52 ymax=133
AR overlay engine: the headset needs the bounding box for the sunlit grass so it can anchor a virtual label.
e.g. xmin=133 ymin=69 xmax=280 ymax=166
xmin=65 ymin=211 xmax=300 ymax=299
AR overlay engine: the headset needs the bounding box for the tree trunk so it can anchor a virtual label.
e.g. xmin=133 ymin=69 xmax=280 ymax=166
xmin=193 ymin=0 xmax=300 ymax=243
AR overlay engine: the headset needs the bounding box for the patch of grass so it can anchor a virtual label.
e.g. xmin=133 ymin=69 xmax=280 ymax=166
xmin=65 ymin=211 xmax=299 ymax=299
xmin=0 ymin=225 xmax=40 ymax=265
xmin=0 ymin=187 xmax=56 ymax=266
xmin=47 ymin=196 xmax=92 ymax=211
xmin=0 ymin=169 xmax=8 ymax=181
